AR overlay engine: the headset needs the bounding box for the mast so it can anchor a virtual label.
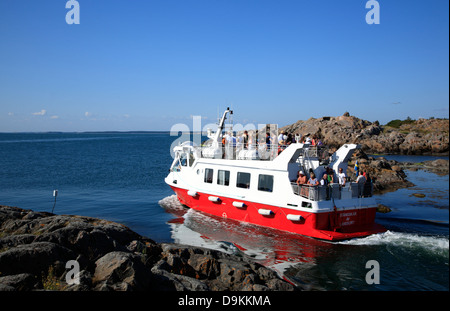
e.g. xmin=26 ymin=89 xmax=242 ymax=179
xmin=213 ymin=107 xmax=233 ymax=143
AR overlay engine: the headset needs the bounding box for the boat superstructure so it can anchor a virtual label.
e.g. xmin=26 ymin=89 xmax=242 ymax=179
xmin=165 ymin=108 xmax=386 ymax=241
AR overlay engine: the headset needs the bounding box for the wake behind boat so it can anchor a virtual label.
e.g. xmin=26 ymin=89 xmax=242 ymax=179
xmin=165 ymin=108 xmax=386 ymax=241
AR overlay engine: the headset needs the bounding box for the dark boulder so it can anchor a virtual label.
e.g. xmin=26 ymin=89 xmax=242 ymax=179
xmin=152 ymin=244 xmax=295 ymax=291
xmin=0 ymin=273 xmax=39 ymax=291
xmin=0 ymin=205 xmax=295 ymax=291
xmin=0 ymin=241 xmax=75 ymax=276
xmin=92 ymin=251 xmax=153 ymax=291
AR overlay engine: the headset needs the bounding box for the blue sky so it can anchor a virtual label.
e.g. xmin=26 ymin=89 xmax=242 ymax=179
xmin=0 ymin=0 xmax=448 ymax=132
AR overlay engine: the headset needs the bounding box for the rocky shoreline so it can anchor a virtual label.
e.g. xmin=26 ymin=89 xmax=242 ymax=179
xmin=400 ymin=159 xmax=449 ymax=175
xmin=0 ymin=206 xmax=295 ymax=291
xmin=348 ymin=150 xmax=413 ymax=194
xmin=280 ymin=113 xmax=449 ymax=155
xmin=348 ymin=153 xmax=449 ymax=194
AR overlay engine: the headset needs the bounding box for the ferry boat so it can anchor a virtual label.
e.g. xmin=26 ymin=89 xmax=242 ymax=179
xmin=165 ymin=108 xmax=386 ymax=241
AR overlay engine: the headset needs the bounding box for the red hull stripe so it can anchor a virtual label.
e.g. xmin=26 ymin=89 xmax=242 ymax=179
xmin=170 ymin=186 xmax=386 ymax=241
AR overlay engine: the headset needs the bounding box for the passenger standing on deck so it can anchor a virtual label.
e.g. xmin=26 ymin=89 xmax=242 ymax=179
xmin=286 ymin=133 xmax=294 ymax=145
xmin=304 ymin=134 xmax=312 ymax=144
xmin=320 ymin=173 xmax=330 ymax=199
xmin=356 ymin=171 xmax=366 ymax=184
xmin=225 ymin=131 xmax=237 ymax=159
xmin=277 ymin=131 xmax=286 ymax=143
xmin=326 ymin=167 xmax=334 ymax=183
xmin=320 ymin=173 xmax=329 ymax=186
xmin=277 ymin=131 xmax=286 ymax=154
xmin=243 ymin=130 xmax=248 ymax=149
xmin=338 ymin=167 xmax=347 ymax=187
xmin=296 ymin=170 xmax=307 ymax=186
xmin=356 ymin=171 xmax=366 ymax=197
xmin=297 ymin=170 xmax=308 ymax=197
xmin=226 ymin=131 xmax=236 ymax=146
xmin=236 ymin=133 xmax=244 ymax=153
xmin=307 ymin=172 xmax=319 ymax=186
xmin=266 ymin=132 xmax=271 ymax=150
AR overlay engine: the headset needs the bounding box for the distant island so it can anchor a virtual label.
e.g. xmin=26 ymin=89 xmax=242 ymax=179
xmin=281 ymin=113 xmax=449 ymax=155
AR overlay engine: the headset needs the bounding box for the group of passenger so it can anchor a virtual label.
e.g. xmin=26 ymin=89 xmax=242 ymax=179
xmin=295 ymin=165 xmax=372 ymax=199
xmin=223 ymin=130 xmax=326 ymax=153
xmin=296 ymin=166 xmax=370 ymax=187
xmin=302 ymin=134 xmax=323 ymax=147
xmin=278 ymin=131 xmax=324 ymax=146
xmin=222 ymin=130 xmax=273 ymax=150
xmin=276 ymin=131 xmax=325 ymax=156
xmin=295 ymin=169 xmax=329 ymax=197
xmin=277 ymin=131 xmax=298 ymax=146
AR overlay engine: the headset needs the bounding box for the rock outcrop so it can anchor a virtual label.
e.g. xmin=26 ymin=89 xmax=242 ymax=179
xmin=347 ymin=152 xmax=449 ymax=194
xmin=0 ymin=206 xmax=295 ymax=291
xmin=348 ymin=150 xmax=414 ymax=194
xmin=281 ymin=114 xmax=449 ymax=155
xmin=400 ymin=159 xmax=449 ymax=175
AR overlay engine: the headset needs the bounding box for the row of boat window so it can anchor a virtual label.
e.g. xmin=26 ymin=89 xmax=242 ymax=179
xmin=203 ymin=168 xmax=274 ymax=192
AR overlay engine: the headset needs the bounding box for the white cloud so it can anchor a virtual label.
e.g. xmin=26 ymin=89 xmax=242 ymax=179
xmin=32 ymin=109 xmax=47 ymax=116
xmin=8 ymin=112 xmax=14 ymax=116
xmin=50 ymin=115 xmax=59 ymax=119
xmin=85 ymin=111 xmax=92 ymax=117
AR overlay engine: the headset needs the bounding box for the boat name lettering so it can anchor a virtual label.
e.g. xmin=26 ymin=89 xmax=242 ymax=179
xmin=340 ymin=212 xmax=357 ymax=217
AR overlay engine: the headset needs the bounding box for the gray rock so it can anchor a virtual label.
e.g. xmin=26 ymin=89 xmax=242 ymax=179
xmin=93 ymin=251 xmax=152 ymax=291
xmin=0 ymin=206 xmax=296 ymax=291
xmin=155 ymin=243 xmax=296 ymax=291
xmin=281 ymin=115 xmax=449 ymax=155
xmin=0 ymin=234 xmax=35 ymax=249
xmin=0 ymin=273 xmax=39 ymax=291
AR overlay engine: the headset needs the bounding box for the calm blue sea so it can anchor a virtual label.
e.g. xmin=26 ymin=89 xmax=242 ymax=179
xmin=0 ymin=132 xmax=448 ymax=291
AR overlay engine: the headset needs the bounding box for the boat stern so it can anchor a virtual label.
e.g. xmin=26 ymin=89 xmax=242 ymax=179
xmin=311 ymin=206 xmax=387 ymax=241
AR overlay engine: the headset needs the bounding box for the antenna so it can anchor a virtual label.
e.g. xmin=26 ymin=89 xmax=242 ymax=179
xmin=52 ymin=190 xmax=58 ymax=213
xmin=229 ymin=103 xmax=234 ymax=130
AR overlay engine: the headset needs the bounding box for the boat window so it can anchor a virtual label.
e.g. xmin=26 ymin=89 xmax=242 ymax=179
xmin=217 ymin=170 xmax=230 ymax=186
xmin=204 ymin=168 xmax=213 ymax=184
xmin=301 ymin=201 xmax=312 ymax=208
xmin=180 ymin=153 xmax=188 ymax=166
xmin=258 ymin=174 xmax=274 ymax=192
xmin=236 ymin=172 xmax=251 ymax=189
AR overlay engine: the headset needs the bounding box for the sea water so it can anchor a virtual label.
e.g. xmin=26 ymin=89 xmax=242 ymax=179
xmin=0 ymin=132 xmax=448 ymax=290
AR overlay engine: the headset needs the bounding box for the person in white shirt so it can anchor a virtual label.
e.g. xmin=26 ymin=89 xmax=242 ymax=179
xmin=226 ymin=131 xmax=236 ymax=146
xmin=320 ymin=173 xmax=329 ymax=186
xmin=277 ymin=131 xmax=287 ymax=145
xmin=304 ymin=135 xmax=312 ymax=144
xmin=277 ymin=131 xmax=284 ymax=143
xmin=338 ymin=167 xmax=346 ymax=187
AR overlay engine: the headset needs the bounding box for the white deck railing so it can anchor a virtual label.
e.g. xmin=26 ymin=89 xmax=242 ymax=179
xmin=291 ymin=182 xmax=373 ymax=202
xmin=199 ymin=143 xmax=280 ymax=160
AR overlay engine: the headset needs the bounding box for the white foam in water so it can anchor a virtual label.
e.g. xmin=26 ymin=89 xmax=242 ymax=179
xmin=339 ymin=231 xmax=449 ymax=257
